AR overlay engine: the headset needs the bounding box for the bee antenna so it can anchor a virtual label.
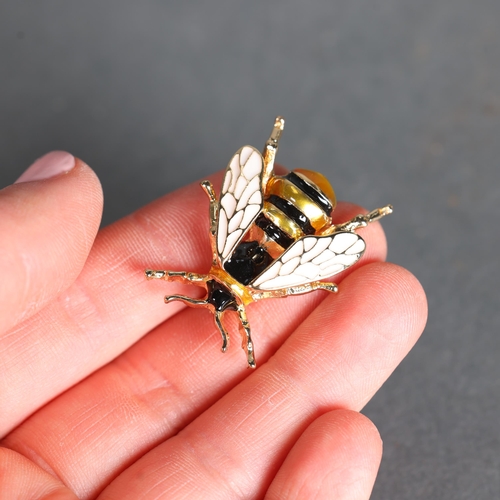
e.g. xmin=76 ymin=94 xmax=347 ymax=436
xmin=275 ymin=115 xmax=285 ymax=130
xmin=269 ymin=116 xmax=285 ymax=146
xmin=263 ymin=116 xmax=285 ymax=183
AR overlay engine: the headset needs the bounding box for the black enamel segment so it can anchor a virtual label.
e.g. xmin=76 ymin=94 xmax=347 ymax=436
xmin=255 ymin=213 xmax=294 ymax=249
xmin=286 ymin=172 xmax=333 ymax=216
xmin=267 ymin=194 xmax=316 ymax=235
xmin=206 ymin=280 xmax=238 ymax=312
xmin=224 ymin=241 xmax=274 ymax=285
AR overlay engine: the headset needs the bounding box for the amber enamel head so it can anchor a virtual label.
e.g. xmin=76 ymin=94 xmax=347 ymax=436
xmin=146 ymin=116 xmax=392 ymax=368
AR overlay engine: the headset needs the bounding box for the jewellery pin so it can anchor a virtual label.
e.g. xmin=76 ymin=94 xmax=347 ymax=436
xmin=146 ymin=117 xmax=392 ymax=368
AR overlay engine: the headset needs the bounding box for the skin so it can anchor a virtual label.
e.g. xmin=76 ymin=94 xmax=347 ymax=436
xmin=0 ymin=154 xmax=427 ymax=499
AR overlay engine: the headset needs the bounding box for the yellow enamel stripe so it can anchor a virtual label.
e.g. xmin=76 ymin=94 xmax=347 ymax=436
xmin=267 ymin=177 xmax=331 ymax=232
xmin=263 ymin=202 xmax=304 ymax=239
xmin=294 ymin=169 xmax=337 ymax=211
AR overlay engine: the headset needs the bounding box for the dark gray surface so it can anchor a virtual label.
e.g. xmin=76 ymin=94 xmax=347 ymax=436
xmin=1 ymin=1 xmax=499 ymax=498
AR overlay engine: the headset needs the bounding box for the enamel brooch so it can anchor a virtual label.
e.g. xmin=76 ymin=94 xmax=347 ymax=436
xmin=146 ymin=117 xmax=392 ymax=368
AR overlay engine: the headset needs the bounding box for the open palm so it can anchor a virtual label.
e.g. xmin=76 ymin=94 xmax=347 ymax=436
xmin=0 ymin=152 xmax=427 ymax=499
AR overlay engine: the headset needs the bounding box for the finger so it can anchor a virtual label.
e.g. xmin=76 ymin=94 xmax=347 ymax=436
xmin=0 ymin=447 xmax=78 ymax=500
xmin=0 ymin=161 xmax=386 ymax=439
xmin=0 ymin=175 xmax=216 ymax=436
xmin=265 ymin=410 xmax=382 ymax=500
xmin=97 ymin=263 xmax=427 ymax=499
xmin=1 ymin=205 xmax=388 ymax=498
xmin=0 ymin=151 xmax=103 ymax=335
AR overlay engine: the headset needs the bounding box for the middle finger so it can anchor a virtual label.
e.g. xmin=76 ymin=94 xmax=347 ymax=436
xmin=3 ymin=206 xmax=386 ymax=499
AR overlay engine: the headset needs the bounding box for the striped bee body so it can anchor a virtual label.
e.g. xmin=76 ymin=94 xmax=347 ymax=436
xmin=224 ymin=170 xmax=337 ymax=288
xmin=145 ymin=117 xmax=392 ymax=368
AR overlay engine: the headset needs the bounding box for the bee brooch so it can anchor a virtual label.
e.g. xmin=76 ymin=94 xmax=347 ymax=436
xmin=146 ymin=117 xmax=392 ymax=368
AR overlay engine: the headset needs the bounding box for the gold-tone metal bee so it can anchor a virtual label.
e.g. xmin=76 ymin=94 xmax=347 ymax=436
xmin=146 ymin=117 xmax=392 ymax=368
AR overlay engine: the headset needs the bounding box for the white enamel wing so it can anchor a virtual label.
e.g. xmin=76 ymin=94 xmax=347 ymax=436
xmin=251 ymin=232 xmax=366 ymax=290
xmin=217 ymin=146 xmax=265 ymax=262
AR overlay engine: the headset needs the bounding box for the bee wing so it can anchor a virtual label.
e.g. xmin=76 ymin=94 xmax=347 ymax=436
xmin=217 ymin=146 xmax=265 ymax=262
xmin=250 ymin=232 xmax=366 ymax=290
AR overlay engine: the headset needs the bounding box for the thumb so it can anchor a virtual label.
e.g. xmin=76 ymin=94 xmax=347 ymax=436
xmin=0 ymin=151 xmax=103 ymax=334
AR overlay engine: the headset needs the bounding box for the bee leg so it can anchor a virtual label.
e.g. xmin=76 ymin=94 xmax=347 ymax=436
xmin=146 ymin=270 xmax=211 ymax=308
xmin=332 ymin=205 xmax=393 ymax=233
xmin=145 ymin=270 xmax=208 ymax=287
xmin=251 ymin=281 xmax=338 ymax=300
xmin=308 ymin=282 xmax=338 ymax=294
xmin=200 ymin=180 xmax=218 ymax=265
xmin=236 ymin=304 xmax=256 ymax=369
xmin=164 ymin=295 xmax=209 ymax=307
xmin=214 ymin=311 xmax=230 ymax=353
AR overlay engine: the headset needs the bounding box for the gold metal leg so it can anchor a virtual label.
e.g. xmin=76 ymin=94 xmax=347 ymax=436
xmin=214 ymin=311 xmax=230 ymax=352
xmin=164 ymin=295 xmax=208 ymax=307
xmin=328 ymin=205 xmax=393 ymax=234
xmin=145 ymin=270 xmax=208 ymax=285
xmin=145 ymin=269 xmax=211 ymax=309
xmin=200 ymin=180 xmax=219 ymax=266
xmin=262 ymin=116 xmax=285 ymax=187
xmin=252 ymin=281 xmax=338 ymax=300
xmin=236 ymin=304 xmax=256 ymax=369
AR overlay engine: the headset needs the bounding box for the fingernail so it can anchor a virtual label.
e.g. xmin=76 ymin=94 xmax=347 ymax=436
xmin=15 ymin=151 xmax=75 ymax=184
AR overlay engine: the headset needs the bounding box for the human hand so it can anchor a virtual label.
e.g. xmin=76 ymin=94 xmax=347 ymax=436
xmin=0 ymin=151 xmax=427 ymax=499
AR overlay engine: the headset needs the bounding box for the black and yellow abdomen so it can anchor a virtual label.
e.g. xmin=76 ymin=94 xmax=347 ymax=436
xmin=223 ymin=169 xmax=337 ymax=286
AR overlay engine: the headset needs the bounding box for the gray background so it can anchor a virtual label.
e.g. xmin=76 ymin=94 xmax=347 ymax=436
xmin=1 ymin=1 xmax=499 ymax=498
